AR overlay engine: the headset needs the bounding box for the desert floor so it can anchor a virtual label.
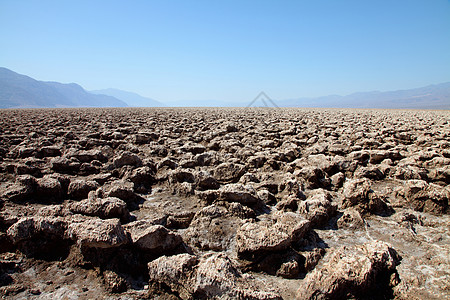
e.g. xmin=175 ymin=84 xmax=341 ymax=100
xmin=0 ymin=107 xmax=449 ymax=299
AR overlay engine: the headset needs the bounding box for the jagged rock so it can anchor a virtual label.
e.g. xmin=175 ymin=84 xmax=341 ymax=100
xmin=101 ymin=180 xmax=139 ymax=206
xmin=195 ymin=170 xmax=220 ymax=190
xmin=276 ymin=195 xmax=300 ymax=212
xmin=113 ymin=151 xmax=142 ymax=168
xmin=68 ymin=149 xmax=106 ymax=163
xmin=133 ymin=132 xmax=158 ymax=144
xmin=50 ymin=156 xmax=80 ymax=173
xmin=166 ymin=211 xmax=195 ymax=229
xmin=124 ymin=166 xmax=154 ymax=193
xmin=337 ymin=208 xmax=365 ymax=229
xmin=278 ymin=178 xmax=306 ymax=200
xmin=226 ymin=202 xmax=256 ymax=219
xmin=16 ymin=146 xmax=35 ymax=158
xmin=67 ymin=217 xmax=129 ymax=248
xmin=195 ymin=151 xmax=217 ymax=166
xmin=368 ymin=150 xmax=403 ymax=164
xmin=276 ymin=259 xmax=300 ymax=279
xmin=0 ymin=175 xmax=35 ymax=202
xmin=341 ymin=178 xmax=391 ymax=215
xmin=398 ymin=180 xmax=449 ymax=214
xmin=213 ymin=162 xmax=246 ymax=183
xmin=303 ymin=247 xmax=326 ymax=273
xmin=7 ymin=216 xmax=67 ymax=244
xmin=248 ymin=155 xmax=267 ymax=168
xmin=148 ymin=252 xmax=281 ymax=300
xmin=7 ymin=216 xmax=70 ymax=258
xmin=295 ymin=166 xmax=330 ymax=189
xmin=297 ymin=192 xmax=337 ymax=227
xmin=428 ymin=165 xmax=450 ymax=184
xmin=257 ymin=189 xmax=277 ymax=205
xmin=35 ymin=175 xmax=63 ymax=201
xmin=330 ymin=172 xmax=345 ymax=189
xmin=157 ymin=157 xmax=178 ymax=170
xmin=218 ymin=183 xmax=259 ymax=205
xmin=169 ymin=169 xmax=195 ymax=184
xmin=124 ymin=222 xmax=182 ymax=253
xmin=354 ymin=166 xmax=385 ymax=180
xmin=236 ymin=212 xmax=310 ymax=258
xmin=39 ymin=146 xmax=61 ymax=157
xmin=67 ymin=179 xmax=99 ymax=200
xmin=297 ymin=241 xmax=401 ymax=300
xmin=347 ymin=150 xmax=370 ymax=164
xmin=103 ymin=270 xmax=127 ymax=293
xmin=393 ymin=165 xmax=428 ymax=180
xmin=183 ymin=204 xmax=244 ymax=251
xmin=179 ymin=142 xmax=206 ymax=154
xmin=293 ymin=154 xmax=337 ymax=175
xmin=68 ymin=197 xmax=129 ymax=221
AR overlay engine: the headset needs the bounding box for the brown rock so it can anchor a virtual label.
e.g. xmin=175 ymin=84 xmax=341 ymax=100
xmin=67 ymin=217 xmax=129 ymax=248
xmin=298 ymin=241 xmax=401 ymax=300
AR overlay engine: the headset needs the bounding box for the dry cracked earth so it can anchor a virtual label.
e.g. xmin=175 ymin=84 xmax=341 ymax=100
xmin=0 ymin=107 xmax=449 ymax=300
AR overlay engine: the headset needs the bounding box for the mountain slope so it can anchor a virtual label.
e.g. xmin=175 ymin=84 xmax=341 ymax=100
xmin=90 ymin=88 xmax=164 ymax=107
xmin=0 ymin=67 xmax=128 ymax=108
xmin=279 ymin=83 xmax=450 ymax=109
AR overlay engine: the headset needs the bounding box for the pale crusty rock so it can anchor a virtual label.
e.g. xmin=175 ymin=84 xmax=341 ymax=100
xmin=183 ymin=204 xmax=245 ymax=251
xmin=427 ymin=165 xmax=450 ymax=184
xmin=297 ymin=193 xmax=337 ymax=227
xmin=66 ymin=217 xmax=128 ymax=248
xmin=148 ymin=253 xmax=199 ymax=299
xmin=68 ymin=197 xmax=129 ymax=220
xmin=67 ymin=179 xmax=99 ymax=200
xmin=337 ymin=208 xmax=365 ymax=229
xmin=7 ymin=216 xmax=67 ymax=243
xmin=124 ymin=222 xmax=182 ymax=252
xmin=218 ymin=183 xmax=259 ymax=205
xmin=297 ymin=241 xmax=401 ymax=300
xmin=100 ymin=180 xmax=138 ymax=204
xmin=0 ymin=174 xmax=35 ymax=202
xmin=195 ymin=170 xmax=220 ymax=190
xmin=236 ymin=212 xmax=310 ymax=257
xmin=35 ymin=176 xmax=63 ymax=200
xmin=2 ymin=107 xmax=450 ymax=299
xmin=342 ymin=178 xmax=371 ymax=208
xmin=124 ymin=166 xmax=154 ymax=193
xmin=50 ymin=156 xmax=80 ymax=173
xmin=213 ymin=162 xmax=246 ymax=183
xmin=330 ymin=172 xmax=345 ymax=189
xmin=398 ymin=179 xmax=449 ymax=214
xmin=113 ymin=151 xmax=142 ymax=168
xmin=148 ymin=252 xmax=281 ymax=300
xmin=67 ymin=149 xmax=106 ymax=163
xmin=341 ymin=178 xmax=392 ymax=215
xmin=102 ymin=270 xmax=127 ymax=293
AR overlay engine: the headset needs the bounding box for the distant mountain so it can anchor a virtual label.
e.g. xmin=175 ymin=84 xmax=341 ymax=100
xmin=0 ymin=67 xmax=128 ymax=108
xmin=90 ymin=88 xmax=164 ymax=107
xmin=279 ymin=83 xmax=450 ymax=109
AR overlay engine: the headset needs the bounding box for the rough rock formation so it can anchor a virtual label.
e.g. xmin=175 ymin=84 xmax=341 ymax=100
xmin=0 ymin=108 xmax=449 ymax=299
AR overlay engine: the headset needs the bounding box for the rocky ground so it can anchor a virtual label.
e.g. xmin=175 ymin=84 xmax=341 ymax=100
xmin=0 ymin=107 xmax=448 ymax=300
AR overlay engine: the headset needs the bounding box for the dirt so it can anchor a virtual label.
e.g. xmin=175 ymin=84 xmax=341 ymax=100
xmin=0 ymin=107 xmax=449 ymax=299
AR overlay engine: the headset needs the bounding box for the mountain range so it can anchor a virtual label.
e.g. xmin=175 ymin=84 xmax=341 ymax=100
xmin=0 ymin=67 xmax=128 ymax=108
xmin=278 ymin=83 xmax=450 ymax=109
xmin=90 ymin=88 xmax=163 ymax=107
xmin=0 ymin=67 xmax=449 ymax=109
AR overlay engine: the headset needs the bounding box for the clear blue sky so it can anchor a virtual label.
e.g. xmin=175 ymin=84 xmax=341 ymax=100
xmin=1 ymin=0 xmax=449 ymax=105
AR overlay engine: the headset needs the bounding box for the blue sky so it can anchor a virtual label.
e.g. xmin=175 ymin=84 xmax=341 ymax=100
xmin=1 ymin=0 xmax=449 ymax=105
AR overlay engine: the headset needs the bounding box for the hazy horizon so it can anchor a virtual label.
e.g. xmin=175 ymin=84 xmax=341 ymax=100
xmin=1 ymin=0 xmax=449 ymax=106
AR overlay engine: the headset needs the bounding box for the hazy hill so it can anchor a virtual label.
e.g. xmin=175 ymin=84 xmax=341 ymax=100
xmin=90 ymin=88 xmax=164 ymax=107
xmin=279 ymin=83 xmax=450 ymax=109
xmin=0 ymin=67 xmax=128 ymax=108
